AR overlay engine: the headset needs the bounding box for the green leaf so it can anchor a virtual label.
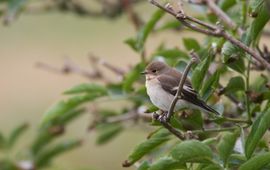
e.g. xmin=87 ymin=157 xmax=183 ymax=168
xmin=107 ymin=83 xmax=124 ymax=97
xmin=180 ymin=111 xmax=203 ymax=130
xmin=57 ymin=108 xmax=85 ymax=125
xmin=245 ymin=4 xmax=270 ymax=45
xmin=192 ymin=54 xmax=212 ymax=90
xmin=152 ymin=48 xmax=189 ymax=63
xmin=267 ymin=1 xmax=270 ymax=14
xmin=35 ymin=139 xmax=82 ymax=168
xmin=123 ymin=128 xmax=171 ymax=167
xmin=96 ymin=123 xmax=124 ymax=145
xmin=32 ymin=109 xmax=84 ymax=155
xmin=0 ymin=160 xmax=18 ymax=170
xmin=0 ymin=132 xmax=5 ymax=150
xmin=170 ymin=115 xmax=184 ymax=130
xmin=31 ymin=130 xmax=54 ymax=155
xmin=202 ymin=137 xmax=218 ymax=146
xmin=7 ymin=123 xmax=28 ymax=149
xmin=123 ymin=63 xmax=145 ymax=92
xmin=125 ymin=38 xmax=137 ymax=51
xmin=217 ymin=129 xmax=240 ymax=166
xmin=200 ymin=70 xmax=220 ymax=101
xmin=221 ymin=42 xmax=245 ymax=74
xmin=183 ymin=38 xmax=201 ymax=51
xmin=225 ymin=76 xmax=245 ymax=93
xmin=196 ymin=163 xmax=223 ymax=170
xmin=64 ymin=83 xmax=107 ymax=95
xmin=239 ymin=152 xmax=270 ymax=170
xmin=41 ymin=93 xmax=105 ymax=127
xmin=149 ymin=157 xmax=185 ymax=170
xmin=245 ymin=108 xmax=270 ymax=158
xmin=157 ymin=20 xmax=182 ymax=31
xmin=97 ymin=109 xmax=120 ymax=117
xmin=250 ymin=74 xmax=268 ymax=92
xmin=135 ymin=9 xmax=165 ymax=52
xmin=218 ymin=0 xmax=237 ymax=11
xmin=249 ymin=0 xmax=266 ymax=16
xmin=227 ymin=154 xmax=246 ymax=169
xmin=170 ymin=140 xmax=213 ymax=163
xmin=137 ymin=161 xmax=150 ymax=170
xmin=4 ymin=0 xmax=28 ymax=24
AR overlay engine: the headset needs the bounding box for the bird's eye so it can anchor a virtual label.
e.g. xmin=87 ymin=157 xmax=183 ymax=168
xmin=152 ymin=69 xmax=157 ymax=73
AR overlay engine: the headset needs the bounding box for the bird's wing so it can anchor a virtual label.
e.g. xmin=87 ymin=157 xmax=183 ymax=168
xmin=157 ymin=75 xmax=219 ymax=115
xmin=157 ymin=74 xmax=198 ymax=97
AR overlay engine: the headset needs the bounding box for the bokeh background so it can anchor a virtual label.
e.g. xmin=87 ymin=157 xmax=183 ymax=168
xmin=3 ymin=1 xmax=269 ymax=170
xmin=0 ymin=2 xmax=197 ymax=170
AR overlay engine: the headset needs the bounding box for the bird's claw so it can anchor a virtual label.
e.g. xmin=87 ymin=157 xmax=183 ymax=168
xmin=158 ymin=112 xmax=171 ymax=123
xmin=153 ymin=111 xmax=171 ymax=123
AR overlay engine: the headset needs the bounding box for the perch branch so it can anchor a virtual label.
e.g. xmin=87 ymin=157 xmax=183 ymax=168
xmin=153 ymin=51 xmax=198 ymax=140
xmin=149 ymin=0 xmax=270 ymax=71
xmin=204 ymin=0 xmax=244 ymax=36
xmin=166 ymin=50 xmax=199 ymax=121
xmin=153 ymin=113 xmax=185 ymax=140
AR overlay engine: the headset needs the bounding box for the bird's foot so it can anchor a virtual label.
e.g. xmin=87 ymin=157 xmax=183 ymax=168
xmin=153 ymin=111 xmax=170 ymax=123
xmin=159 ymin=111 xmax=171 ymax=123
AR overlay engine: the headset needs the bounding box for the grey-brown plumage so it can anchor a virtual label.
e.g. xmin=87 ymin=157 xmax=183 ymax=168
xmin=143 ymin=61 xmax=219 ymax=115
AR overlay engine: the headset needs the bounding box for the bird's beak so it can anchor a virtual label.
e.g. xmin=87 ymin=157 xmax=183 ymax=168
xmin=141 ymin=71 xmax=148 ymax=75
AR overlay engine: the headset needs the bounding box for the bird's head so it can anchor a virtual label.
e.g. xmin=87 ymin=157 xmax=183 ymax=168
xmin=142 ymin=61 xmax=168 ymax=79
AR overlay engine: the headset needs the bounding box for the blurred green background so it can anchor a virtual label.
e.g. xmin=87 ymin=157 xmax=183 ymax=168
xmin=0 ymin=2 xmax=203 ymax=169
xmin=0 ymin=6 xmax=145 ymax=170
xmin=2 ymin=1 xmax=269 ymax=170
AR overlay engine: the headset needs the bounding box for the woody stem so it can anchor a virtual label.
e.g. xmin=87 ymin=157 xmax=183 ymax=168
xmin=166 ymin=50 xmax=199 ymax=122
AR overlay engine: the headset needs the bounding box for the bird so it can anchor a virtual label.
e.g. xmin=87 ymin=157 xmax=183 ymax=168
xmin=142 ymin=60 xmax=219 ymax=117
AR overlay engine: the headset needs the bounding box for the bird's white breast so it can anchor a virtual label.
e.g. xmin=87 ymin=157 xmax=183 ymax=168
xmin=145 ymin=78 xmax=190 ymax=111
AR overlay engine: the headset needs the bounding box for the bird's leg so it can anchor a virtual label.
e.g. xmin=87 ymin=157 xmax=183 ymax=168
xmin=164 ymin=111 xmax=172 ymax=122
xmin=159 ymin=110 xmax=169 ymax=123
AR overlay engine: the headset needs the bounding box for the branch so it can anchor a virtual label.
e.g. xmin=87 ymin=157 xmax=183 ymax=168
xmin=149 ymin=0 xmax=270 ymax=71
xmin=153 ymin=113 xmax=185 ymax=140
xmin=152 ymin=51 xmax=198 ymax=140
xmin=89 ymin=54 xmax=126 ymax=76
xmin=88 ymin=106 xmax=153 ymax=131
xmin=223 ymin=117 xmax=250 ymax=124
xmin=191 ymin=126 xmax=239 ymax=134
xmin=204 ymin=0 xmax=244 ymax=36
xmin=36 ymin=57 xmax=107 ymax=81
xmin=121 ymin=0 xmax=144 ymax=30
xmin=166 ymin=50 xmax=199 ymax=121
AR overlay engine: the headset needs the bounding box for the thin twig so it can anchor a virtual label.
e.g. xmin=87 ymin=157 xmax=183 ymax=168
xmin=121 ymin=0 xmax=144 ymax=30
xmin=36 ymin=58 xmax=103 ymax=80
xmin=217 ymin=85 xmax=245 ymax=111
xmin=101 ymin=61 xmax=126 ymax=76
xmin=149 ymin=0 xmax=270 ymax=71
xmin=204 ymin=0 xmax=244 ymax=36
xmin=166 ymin=50 xmax=199 ymax=121
xmin=222 ymin=117 xmax=249 ymax=124
xmin=245 ymin=59 xmax=252 ymax=123
xmin=191 ymin=126 xmax=239 ymax=134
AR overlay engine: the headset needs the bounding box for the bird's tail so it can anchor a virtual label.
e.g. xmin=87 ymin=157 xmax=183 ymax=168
xmin=198 ymin=100 xmax=220 ymax=115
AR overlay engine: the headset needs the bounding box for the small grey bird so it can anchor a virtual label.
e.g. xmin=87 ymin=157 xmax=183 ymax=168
xmin=142 ymin=61 xmax=219 ymax=115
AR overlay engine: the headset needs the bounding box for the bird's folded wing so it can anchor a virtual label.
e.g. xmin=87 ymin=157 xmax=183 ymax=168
xmin=157 ymin=75 xmax=219 ymax=114
xmin=157 ymin=75 xmax=198 ymax=97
